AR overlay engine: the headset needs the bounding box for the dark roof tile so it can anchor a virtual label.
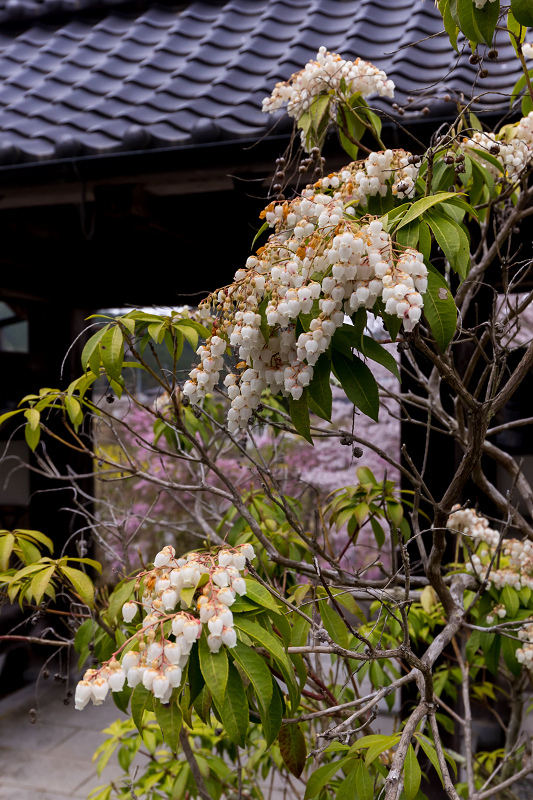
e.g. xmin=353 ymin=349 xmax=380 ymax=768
xmin=0 ymin=0 xmax=527 ymax=163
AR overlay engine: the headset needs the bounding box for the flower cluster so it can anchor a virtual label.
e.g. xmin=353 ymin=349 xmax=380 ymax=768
xmin=448 ymin=506 xmax=533 ymax=591
xmin=75 ymin=543 xmax=255 ymax=710
xmin=517 ymin=623 xmax=533 ymax=665
xmin=262 ymin=46 xmax=394 ymax=124
xmin=183 ymin=195 xmax=426 ymax=431
xmin=463 ymin=113 xmax=533 ymax=180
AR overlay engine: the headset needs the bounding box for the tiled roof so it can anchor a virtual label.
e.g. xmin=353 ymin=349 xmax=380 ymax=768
xmin=0 ymin=0 xmax=527 ymax=166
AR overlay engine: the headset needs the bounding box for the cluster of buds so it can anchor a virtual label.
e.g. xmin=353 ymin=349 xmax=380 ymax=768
xmin=75 ymin=543 xmax=255 ymax=710
xmin=448 ymin=506 xmax=533 ymax=592
xmin=463 ymin=112 xmax=533 ymax=181
xmin=183 ymin=201 xmax=426 ymax=431
xmin=262 ymin=47 xmax=394 ymax=144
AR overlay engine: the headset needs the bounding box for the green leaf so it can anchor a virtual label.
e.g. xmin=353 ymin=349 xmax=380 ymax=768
xmin=288 ymin=389 xmax=313 ymax=444
xmin=180 ymin=586 xmax=196 ymax=608
xmin=232 ymin=640 xmax=273 ymax=714
xmin=502 ymin=633 xmax=521 ymax=677
xmin=502 ymin=584 xmax=520 ymax=617
xmin=25 ymin=418 xmax=41 ymax=451
xmin=278 ymin=723 xmax=307 ymax=778
xmin=24 ymin=408 xmax=40 ymax=431
xmin=198 ymin=629 xmax=228 ymax=707
xmin=396 ymin=192 xmax=459 ymax=230
xmin=416 ymin=734 xmax=444 ymax=788
xmin=361 ymin=336 xmax=400 ymax=381
xmin=472 ymin=0 xmax=500 ymax=44
xmin=507 ymin=10 xmax=526 ymax=56
xmin=252 ymin=220 xmax=269 ymax=250
xmin=106 ymin=579 xmax=135 ymax=625
xmin=356 ymin=759 xmax=374 ymax=800
xmin=404 ymin=744 xmax=422 ymax=800
xmin=60 ymin=566 xmax=95 ymax=608
xmin=30 ymin=565 xmax=56 ymax=605
xmin=457 ymin=0 xmax=483 ymax=43
xmin=337 ymin=768 xmax=358 ymax=800
xmin=131 ymin=684 xmax=153 ymax=733
xmin=0 ymin=533 xmax=14 ymax=570
xmin=441 ymin=0 xmax=459 ymax=50
xmin=425 ymin=210 xmax=470 ymax=279
xmin=511 ymin=0 xmax=533 ymax=26
xmin=396 ymin=219 xmax=420 ymax=250
xmin=424 ymin=268 xmax=457 ymax=351
xmin=17 ymin=538 xmax=41 ymax=565
xmin=370 ymin=517 xmax=386 ymax=548
xmin=154 ymin=696 xmax=182 ymax=752
xmin=234 ymin=616 xmax=298 ymax=710
xmin=304 ymin=757 xmax=352 ymax=799
xmin=243 ymin=578 xmax=281 ymax=614
xmin=308 ymin=353 xmax=332 ymax=421
xmin=100 ymin=326 xmax=124 ymax=382
xmin=319 ymin=600 xmax=349 ymax=649
xmin=214 ymin=661 xmax=249 ymax=747
xmin=332 ymin=352 xmax=379 ymax=422
xmin=65 ymin=396 xmax=83 ymax=429
xmin=81 ymin=325 xmax=109 ymax=373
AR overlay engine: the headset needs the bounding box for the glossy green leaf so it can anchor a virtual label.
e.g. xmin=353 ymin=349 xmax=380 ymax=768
xmin=30 ymin=565 xmax=56 ymax=604
xmin=251 ymin=220 xmax=269 ymax=250
xmin=319 ymin=599 xmax=349 ymax=649
xmin=361 ymin=336 xmax=400 ymax=381
xmin=304 ymin=757 xmax=352 ymax=799
xmin=0 ymin=533 xmax=14 ymax=570
xmin=100 ymin=326 xmax=124 ymax=382
xmin=457 ymin=0 xmax=483 ymax=42
xmin=424 ymin=268 xmax=457 ymax=351
xmin=65 ymin=396 xmax=83 ymax=429
xmin=511 ymin=0 xmax=533 ymax=26
xmin=198 ymin=629 xmax=228 ymax=706
xmin=507 ymin=10 xmax=526 ymax=56
xmin=441 ymin=0 xmax=459 ymax=50
xmin=154 ymin=696 xmax=182 ymax=752
xmin=502 ymin=633 xmax=522 ymax=677
xmin=337 ymin=768 xmax=358 ymax=800
xmin=278 ymin=723 xmax=307 ymax=778
xmin=356 ymin=759 xmax=374 ymax=800
xmin=243 ymin=578 xmax=282 ymax=615
xmin=308 ymin=353 xmax=332 ymax=421
xmin=404 ymin=744 xmax=422 ymax=800
xmin=396 ymin=192 xmax=458 ymax=230
xmin=472 ymin=0 xmax=500 ymax=44
xmin=232 ymin=640 xmax=273 ymax=713
xmin=81 ymin=325 xmax=109 ymax=373
xmin=214 ymin=661 xmax=248 ymax=747
xmin=131 ymin=684 xmax=153 ymax=733
xmin=60 ymin=566 xmax=95 ymax=607
xmin=416 ymin=734 xmax=444 ymax=787
xmin=106 ymin=579 xmax=136 ymax=624
xmin=502 ymin=584 xmax=520 ymax=617
xmin=288 ymin=389 xmax=313 ymax=444
xmin=332 ymin=351 xmax=379 ymax=422
xmin=396 ymin=219 xmax=420 ymax=250
xmin=25 ymin=423 xmax=40 ymax=452
xmin=425 ymin=209 xmax=470 ymax=279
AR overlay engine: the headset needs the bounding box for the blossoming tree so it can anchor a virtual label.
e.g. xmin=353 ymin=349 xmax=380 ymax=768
xmin=4 ymin=2 xmax=533 ymax=798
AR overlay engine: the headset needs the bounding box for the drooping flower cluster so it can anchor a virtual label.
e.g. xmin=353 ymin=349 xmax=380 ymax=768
xmin=262 ymin=46 xmax=394 ymax=124
xmin=75 ymin=543 xmax=255 ymax=710
xmin=463 ymin=112 xmax=533 ymax=180
xmin=517 ymin=622 xmax=533 ymax=665
xmin=448 ymin=506 xmax=533 ymax=591
xmin=183 ymin=198 xmax=426 ymax=431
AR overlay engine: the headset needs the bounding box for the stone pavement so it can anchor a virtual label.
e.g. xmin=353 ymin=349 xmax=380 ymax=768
xmin=0 ymin=678 xmax=136 ymax=800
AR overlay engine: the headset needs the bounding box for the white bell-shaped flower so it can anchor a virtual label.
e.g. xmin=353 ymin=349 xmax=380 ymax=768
xmin=122 ymin=602 xmax=138 ymax=623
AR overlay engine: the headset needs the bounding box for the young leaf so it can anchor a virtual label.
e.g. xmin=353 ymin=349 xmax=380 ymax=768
xmin=81 ymin=325 xmax=109 ymax=373
xmin=198 ymin=630 xmax=228 ymax=706
xmin=30 ymin=565 xmax=56 ymax=605
xmin=424 ymin=268 xmax=457 ymax=351
xmin=332 ymin=352 xmax=379 ymax=422
xmin=278 ymin=723 xmax=307 ymax=778
xmin=404 ymin=744 xmax=422 ymax=800
xmin=60 ymin=566 xmax=96 ymax=607
xmin=0 ymin=533 xmax=14 ymax=570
